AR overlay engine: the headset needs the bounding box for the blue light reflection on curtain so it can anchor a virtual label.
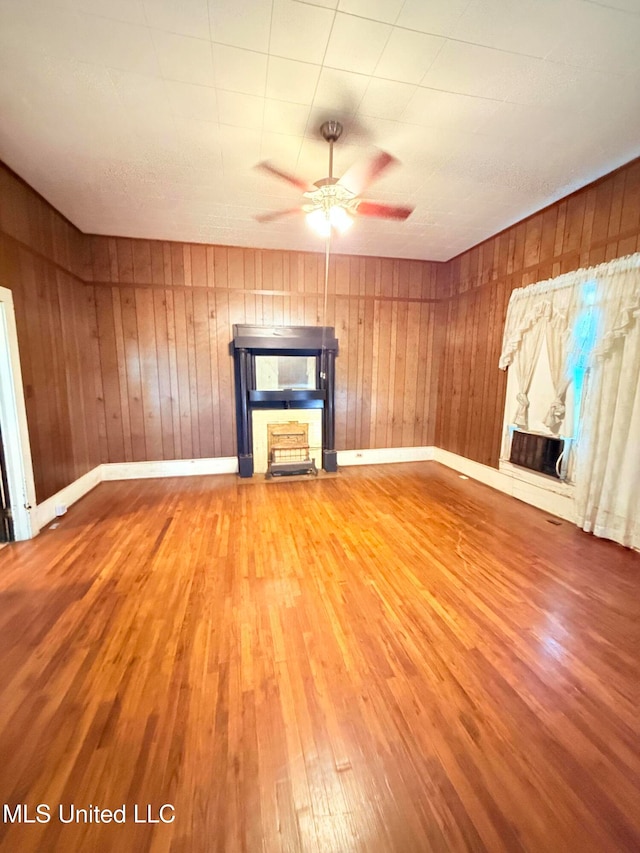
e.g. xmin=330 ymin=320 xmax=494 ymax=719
xmin=568 ymin=281 xmax=600 ymax=436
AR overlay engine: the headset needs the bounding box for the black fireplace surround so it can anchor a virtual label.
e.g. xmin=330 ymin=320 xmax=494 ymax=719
xmin=231 ymin=325 xmax=339 ymax=478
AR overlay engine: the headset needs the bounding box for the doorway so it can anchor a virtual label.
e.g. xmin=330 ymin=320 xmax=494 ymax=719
xmin=0 ymin=420 xmax=14 ymax=541
xmin=0 ymin=286 xmax=37 ymax=540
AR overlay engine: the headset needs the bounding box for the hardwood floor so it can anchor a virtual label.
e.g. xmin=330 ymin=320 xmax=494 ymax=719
xmin=0 ymin=463 xmax=638 ymax=852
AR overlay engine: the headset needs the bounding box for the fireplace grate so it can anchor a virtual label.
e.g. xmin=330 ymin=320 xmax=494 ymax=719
xmin=266 ymin=422 xmax=318 ymax=479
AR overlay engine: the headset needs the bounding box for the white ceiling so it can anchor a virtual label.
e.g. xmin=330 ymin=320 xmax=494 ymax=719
xmin=1 ymin=0 xmax=639 ymax=261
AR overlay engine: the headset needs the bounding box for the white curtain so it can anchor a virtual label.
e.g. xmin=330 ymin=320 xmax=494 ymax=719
xmin=500 ymin=253 xmax=640 ymax=550
xmin=542 ymin=285 xmax=576 ymax=432
xmin=499 ymin=277 xmax=581 ymax=431
xmin=575 ymin=259 xmax=640 ymax=550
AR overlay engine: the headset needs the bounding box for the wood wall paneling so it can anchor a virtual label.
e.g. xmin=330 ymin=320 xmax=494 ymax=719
xmin=4 ymin=154 xmax=640 ymax=494
xmin=88 ymin=237 xmax=443 ymax=464
xmin=436 ymin=157 xmax=640 ymax=468
xmin=0 ymin=165 xmax=99 ymax=502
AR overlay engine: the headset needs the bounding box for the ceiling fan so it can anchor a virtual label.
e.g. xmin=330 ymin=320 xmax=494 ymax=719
xmin=255 ymin=120 xmax=414 ymax=237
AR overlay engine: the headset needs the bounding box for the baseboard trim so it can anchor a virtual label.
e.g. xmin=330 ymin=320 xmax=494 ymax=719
xmin=338 ymin=446 xmax=435 ymax=466
xmin=34 ymin=465 xmax=103 ymax=531
xmin=433 ymin=448 xmax=576 ymax=522
xmin=101 ymin=457 xmax=239 ymax=480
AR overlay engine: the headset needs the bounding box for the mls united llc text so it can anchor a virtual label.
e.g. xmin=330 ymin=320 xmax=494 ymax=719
xmin=3 ymin=804 xmax=175 ymax=824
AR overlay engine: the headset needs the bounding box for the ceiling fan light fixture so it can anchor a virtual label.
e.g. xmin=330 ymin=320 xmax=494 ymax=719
xmin=306 ymin=207 xmax=332 ymax=238
xmin=329 ymin=204 xmax=353 ymax=233
xmin=306 ymin=203 xmax=353 ymax=237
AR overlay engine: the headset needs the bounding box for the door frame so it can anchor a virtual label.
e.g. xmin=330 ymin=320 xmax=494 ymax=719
xmin=0 ymin=286 xmax=37 ymax=540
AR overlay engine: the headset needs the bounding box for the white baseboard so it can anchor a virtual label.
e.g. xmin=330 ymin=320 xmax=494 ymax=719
xmin=34 ymin=465 xmax=103 ymax=530
xmin=101 ymin=457 xmax=239 ymax=480
xmin=338 ymin=446 xmax=435 ymax=467
xmin=433 ymin=448 xmax=576 ymax=522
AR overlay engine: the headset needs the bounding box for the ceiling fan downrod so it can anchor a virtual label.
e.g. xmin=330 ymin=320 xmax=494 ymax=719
xmin=320 ymin=120 xmax=343 ymax=180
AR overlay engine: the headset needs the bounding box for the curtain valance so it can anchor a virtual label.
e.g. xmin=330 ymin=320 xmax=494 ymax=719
xmin=498 ymin=253 xmax=640 ymax=369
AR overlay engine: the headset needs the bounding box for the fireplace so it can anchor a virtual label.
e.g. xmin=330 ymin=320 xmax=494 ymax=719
xmin=232 ymin=325 xmax=339 ymax=478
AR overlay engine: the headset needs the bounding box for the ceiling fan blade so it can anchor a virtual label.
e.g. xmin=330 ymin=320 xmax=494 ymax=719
xmin=356 ymin=201 xmax=414 ymax=220
xmin=255 ymin=161 xmax=312 ymax=192
xmin=338 ymin=150 xmax=397 ymax=196
xmin=255 ymin=207 xmax=303 ymax=224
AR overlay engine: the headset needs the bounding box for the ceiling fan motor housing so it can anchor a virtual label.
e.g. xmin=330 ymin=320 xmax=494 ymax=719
xmin=320 ymin=120 xmax=343 ymax=143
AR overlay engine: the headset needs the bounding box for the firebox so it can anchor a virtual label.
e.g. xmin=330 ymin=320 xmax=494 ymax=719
xmin=266 ymin=421 xmax=318 ymax=478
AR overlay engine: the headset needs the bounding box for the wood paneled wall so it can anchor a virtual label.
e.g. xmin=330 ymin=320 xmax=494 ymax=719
xmin=0 ymin=165 xmax=99 ymax=503
xmin=436 ymin=158 xmax=640 ymax=468
xmin=86 ymin=238 xmax=443 ymax=463
xmin=6 ymin=153 xmax=640 ymax=494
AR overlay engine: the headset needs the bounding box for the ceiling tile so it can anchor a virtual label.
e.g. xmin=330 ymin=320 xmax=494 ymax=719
xmin=422 ymin=40 xmax=547 ymax=102
xmin=262 ymin=100 xmax=311 ymax=136
xmin=265 ymin=57 xmax=321 ymax=104
xmin=596 ymin=0 xmax=640 ymax=9
xmin=208 ymin=0 xmax=272 ymax=52
xmin=55 ymin=0 xmax=147 ymax=25
xmin=152 ymin=30 xmax=214 ymax=86
xmin=218 ymin=125 xmax=262 ymax=172
xmin=165 ymin=79 xmax=218 ymax=122
xmin=324 ymin=13 xmax=392 ymax=75
xmin=374 ymin=28 xmax=444 ymax=84
xmin=11 ymin=5 xmax=160 ymax=76
xmin=451 ymin=0 xmax=565 ymax=58
xmin=395 ymin=0 xmax=471 ymax=37
xmin=510 ymin=63 xmax=618 ymax=111
xmin=337 ymin=0 xmax=404 ymax=24
xmin=296 ymin=135 xmax=357 ymax=178
xmin=357 ymin=79 xmax=417 ymax=120
xmin=310 ymin=66 xmax=370 ymax=116
xmin=68 ymin=13 xmax=158 ymax=75
xmin=545 ymin=1 xmax=640 ymax=75
xmin=143 ymin=0 xmax=209 ymax=39
xmin=269 ymin=0 xmax=335 ymax=65
xmin=340 ymin=115 xmax=413 ymax=148
xmin=401 ymin=87 xmax=500 ymax=133
xmin=109 ymin=69 xmax=174 ymax=134
xmin=213 ymin=45 xmax=268 ymax=96
xmin=479 ymin=100 xmax=568 ymax=143
xmin=578 ymin=69 xmax=640 ymax=127
xmin=258 ymin=133 xmax=306 ymax=173
xmin=302 ymin=0 xmax=339 ymax=8
xmin=170 ymin=125 xmax=223 ymax=172
xmin=0 ymin=48 xmax=121 ymax=120
xmin=217 ymin=90 xmax=264 ymax=130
